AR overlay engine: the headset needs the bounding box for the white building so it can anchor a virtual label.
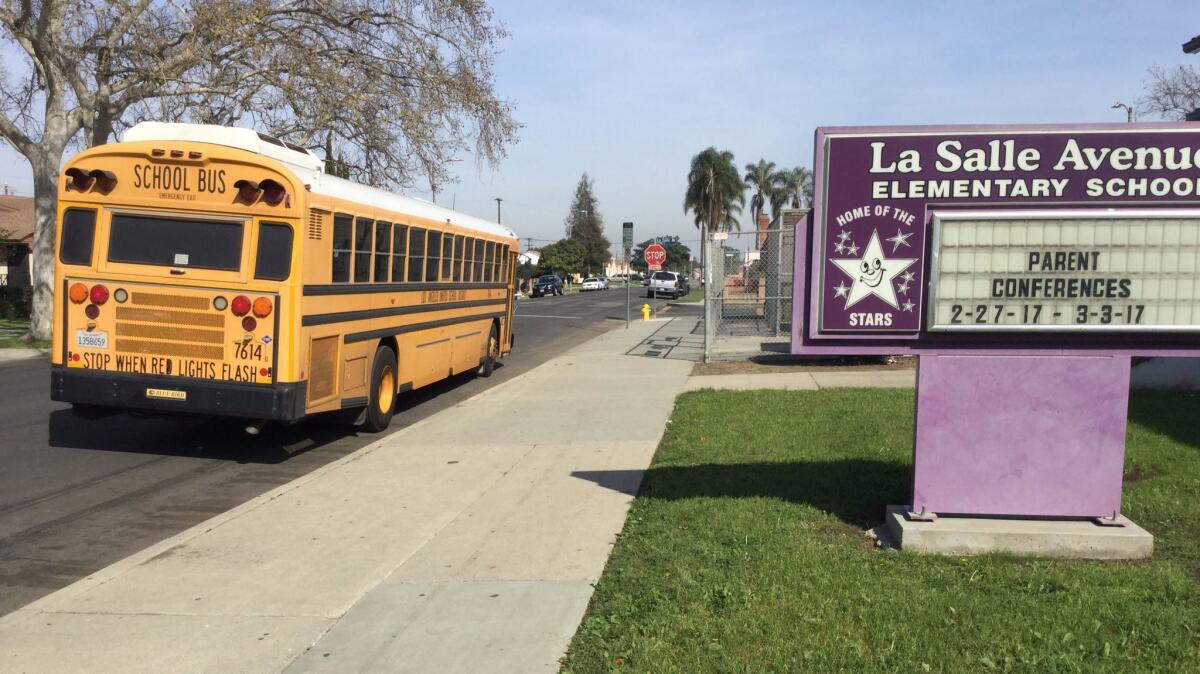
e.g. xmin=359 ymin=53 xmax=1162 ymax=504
xmin=518 ymin=249 xmax=540 ymax=266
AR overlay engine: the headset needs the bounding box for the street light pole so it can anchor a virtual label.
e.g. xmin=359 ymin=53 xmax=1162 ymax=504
xmin=1111 ymin=102 xmax=1134 ymax=123
xmin=494 ymin=197 xmax=503 ymax=224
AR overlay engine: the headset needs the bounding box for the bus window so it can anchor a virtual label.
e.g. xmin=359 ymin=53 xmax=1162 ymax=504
xmin=109 ymin=213 xmax=242 ymax=271
xmin=407 ymin=227 xmax=426 ymax=282
xmin=255 ymin=222 xmax=293 ymax=281
xmin=59 ymin=208 xmax=96 ymax=266
xmin=354 ymin=218 xmax=373 ymax=282
xmin=453 ymin=235 xmax=465 ymax=281
xmin=473 ymin=239 xmax=484 ymax=281
xmin=426 ymin=231 xmax=441 ymax=282
xmin=484 ymin=241 xmax=495 ymax=282
xmin=499 ymin=244 xmax=509 ymax=281
xmin=391 ymin=224 xmax=408 ymax=282
xmin=332 ymin=213 xmax=352 ymax=282
xmin=462 ymin=237 xmax=475 ymax=281
xmin=441 ymin=233 xmax=454 ymax=281
xmin=374 ymin=221 xmax=391 ymax=282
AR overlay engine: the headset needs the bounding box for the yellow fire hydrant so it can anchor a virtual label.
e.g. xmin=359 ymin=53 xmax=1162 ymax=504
xmin=641 ymin=304 xmax=652 ymax=321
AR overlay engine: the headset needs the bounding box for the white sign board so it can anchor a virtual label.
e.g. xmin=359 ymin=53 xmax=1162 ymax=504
xmin=928 ymin=210 xmax=1200 ymax=332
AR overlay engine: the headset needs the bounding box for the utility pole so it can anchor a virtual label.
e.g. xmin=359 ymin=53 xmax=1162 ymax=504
xmin=494 ymin=197 xmax=503 ymax=224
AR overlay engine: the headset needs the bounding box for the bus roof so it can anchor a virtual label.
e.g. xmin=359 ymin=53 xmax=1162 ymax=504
xmin=122 ymin=122 xmax=517 ymax=240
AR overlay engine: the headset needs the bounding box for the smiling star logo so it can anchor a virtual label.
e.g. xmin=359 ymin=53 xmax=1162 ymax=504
xmin=830 ymin=229 xmax=917 ymax=310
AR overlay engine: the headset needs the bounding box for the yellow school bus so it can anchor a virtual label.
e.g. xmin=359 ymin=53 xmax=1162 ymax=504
xmin=51 ymin=122 xmax=517 ymax=431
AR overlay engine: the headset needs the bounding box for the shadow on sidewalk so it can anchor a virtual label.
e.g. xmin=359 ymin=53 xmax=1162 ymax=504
xmin=573 ymin=458 xmax=909 ymax=529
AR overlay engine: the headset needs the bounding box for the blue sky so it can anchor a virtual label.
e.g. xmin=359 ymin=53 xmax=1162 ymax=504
xmin=1 ymin=1 xmax=1198 ymax=254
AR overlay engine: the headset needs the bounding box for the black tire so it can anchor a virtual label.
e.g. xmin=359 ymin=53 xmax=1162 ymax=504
xmin=478 ymin=322 xmax=500 ymax=377
xmin=363 ymin=345 xmax=397 ymax=432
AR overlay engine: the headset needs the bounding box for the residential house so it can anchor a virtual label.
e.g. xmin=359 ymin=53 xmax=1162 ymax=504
xmin=0 ymin=195 xmax=33 ymax=288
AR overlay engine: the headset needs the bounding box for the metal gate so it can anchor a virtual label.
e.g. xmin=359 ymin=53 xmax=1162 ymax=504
xmin=703 ymin=209 xmax=805 ymax=361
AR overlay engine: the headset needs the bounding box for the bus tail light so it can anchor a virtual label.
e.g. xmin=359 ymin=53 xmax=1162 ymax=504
xmin=64 ymin=168 xmax=117 ymax=193
xmin=84 ymin=304 xmax=100 ymax=319
xmin=213 ymin=296 xmax=228 ymax=311
xmin=231 ymin=295 xmax=251 ymax=316
xmin=92 ymin=170 xmax=117 ymax=193
xmin=89 ymin=284 xmax=109 ymax=305
xmin=260 ymin=179 xmax=287 ymax=206
xmin=113 ymin=288 xmax=128 ymax=303
xmin=242 ymin=316 xmax=257 ymax=332
xmin=234 ymin=180 xmax=262 ymax=204
xmin=65 ymin=168 xmax=95 ymax=192
xmin=68 ymin=283 xmax=89 ymax=303
xmin=252 ymin=297 xmax=272 ymax=318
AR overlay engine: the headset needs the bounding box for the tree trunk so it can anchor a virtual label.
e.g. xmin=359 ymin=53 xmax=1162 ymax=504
xmin=28 ymin=151 xmax=60 ymax=341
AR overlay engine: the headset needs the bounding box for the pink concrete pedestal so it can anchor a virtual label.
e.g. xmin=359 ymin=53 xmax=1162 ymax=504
xmin=912 ymin=354 xmax=1132 ymax=519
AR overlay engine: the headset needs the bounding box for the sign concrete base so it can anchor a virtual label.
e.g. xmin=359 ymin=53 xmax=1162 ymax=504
xmin=884 ymin=506 xmax=1153 ymax=560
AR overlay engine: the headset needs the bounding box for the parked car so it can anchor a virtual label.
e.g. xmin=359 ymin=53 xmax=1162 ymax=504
xmin=647 ymin=270 xmax=686 ymax=299
xmin=580 ymin=277 xmax=604 ymax=292
xmin=599 ymin=277 xmax=611 ymax=289
xmin=531 ymin=274 xmax=564 ymax=297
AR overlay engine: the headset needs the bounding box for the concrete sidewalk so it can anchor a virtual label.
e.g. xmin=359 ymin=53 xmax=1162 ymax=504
xmin=0 ymin=319 xmax=692 ymax=673
xmin=685 ymin=368 xmax=916 ymax=391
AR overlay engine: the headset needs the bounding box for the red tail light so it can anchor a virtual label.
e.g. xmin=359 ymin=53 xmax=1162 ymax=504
xmin=92 ymin=170 xmax=117 ymax=193
xmin=252 ymin=297 xmax=273 ymax=318
xmin=242 ymin=316 xmax=257 ymax=331
xmin=231 ymin=295 xmax=251 ymax=316
xmin=85 ymin=304 xmax=100 ymax=319
xmin=234 ymin=179 xmax=262 ymax=204
xmin=64 ymin=168 xmax=95 ymax=192
xmin=260 ymin=179 xmax=287 ymax=206
xmin=89 ymin=284 xmax=109 ymax=305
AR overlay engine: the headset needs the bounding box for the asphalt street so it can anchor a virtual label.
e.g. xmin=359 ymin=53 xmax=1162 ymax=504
xmin=0 ymin=287 xmax=675 ymax=617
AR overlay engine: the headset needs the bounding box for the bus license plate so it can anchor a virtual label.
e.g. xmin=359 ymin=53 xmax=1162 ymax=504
xmin=75 ymin=330 xmax=109 ymax=349
xmin=146 ymin=388 xmax=187 ymax=401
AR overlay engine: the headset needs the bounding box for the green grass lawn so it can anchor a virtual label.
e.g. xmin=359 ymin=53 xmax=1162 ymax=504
xmin=562 ymin=389 xmax=1200 ymax=673
xmin=0 ymin=317 xmax=49 ymax=349
xmin=674 ymin=287 xmax=704 ymax=303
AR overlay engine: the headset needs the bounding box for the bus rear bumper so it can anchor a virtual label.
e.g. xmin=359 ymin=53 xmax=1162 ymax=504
xmin=51 ymin=366 xmax=307 ymax=421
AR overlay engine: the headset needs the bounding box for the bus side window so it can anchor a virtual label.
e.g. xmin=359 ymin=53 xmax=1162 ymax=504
xmin=407 ymin=227 xmax=426 ymax=282
xmin=426 ymin=231 xmax=441 ymax=282
xmin=499 ymin=244 xmax=509 ymax=281
xmin=453 ymin=235 xmax=465 ymax=282
xmin=255 ymin=222 xmax=293 ymax=281
xmin=463 ymin=237 xmax=475 ymax=282
xmin=354 ymin=217 xmax=373 ymax=282
xmin=484 ymin=241 xmax=495 ymax=283
xmin=332 ymin=213 xmax=352 ymax=282
xmin=473 ymin=239 xmax=484 ymax=282
xmin=374 ymin=221 xmax=391 ymax=283
xmin=59 ymin=208 xmax=97 ymax=266
xmin=441 ymin=233 xmax=454 ymax=281
xmin=392 ymin=225 xmax=408 ymax=282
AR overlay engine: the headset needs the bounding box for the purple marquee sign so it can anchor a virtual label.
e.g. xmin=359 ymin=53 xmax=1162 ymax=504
xmin=796 ymin=123 xmax=1200 ymax=353
xmin=792 ymin=123 xmax=1200 ymax=522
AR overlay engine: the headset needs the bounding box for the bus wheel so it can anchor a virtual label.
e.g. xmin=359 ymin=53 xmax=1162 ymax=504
xmin=364 ymin=346 xmax=397 ymax=432
xmin=478 ymin=323 xmax=499 ymax=378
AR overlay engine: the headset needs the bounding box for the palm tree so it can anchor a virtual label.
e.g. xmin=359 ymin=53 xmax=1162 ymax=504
xmin=775 ymin=166 xmax=814 ymax=210
xmin=743 ymin=159 xmax=778 ymax=229
xmin=685 ymin=147 xmax=745 ymax=235
xmin=685 ymin=147 xmax=744 ymax=291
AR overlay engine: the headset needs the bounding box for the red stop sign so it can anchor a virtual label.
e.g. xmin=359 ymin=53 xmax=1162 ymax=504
xmin=644 ymin=243 xmax=667 ymax=270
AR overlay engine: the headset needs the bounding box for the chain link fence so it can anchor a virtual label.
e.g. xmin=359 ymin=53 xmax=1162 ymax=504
xmin=703 ymin=210 xmax=805 ymax=361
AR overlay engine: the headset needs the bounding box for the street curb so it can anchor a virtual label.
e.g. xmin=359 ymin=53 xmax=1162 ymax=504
xmin=0 ymin=348 xmax=47 ymax=363
xmin=0 ymin=320 xmax=665 ymax=627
